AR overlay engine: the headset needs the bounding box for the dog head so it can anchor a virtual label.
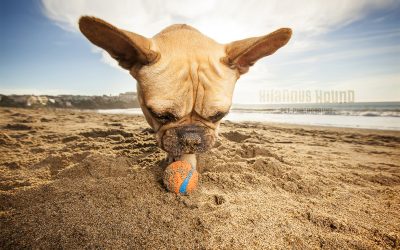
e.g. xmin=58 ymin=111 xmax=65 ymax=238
xmin=79 ymin=16 xmax=291 ymax=157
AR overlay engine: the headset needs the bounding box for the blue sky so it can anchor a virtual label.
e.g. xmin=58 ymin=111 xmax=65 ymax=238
xmin=0 ymin=0 xmax=399 ymax=103
xmin=0 ymin=0 xmax=133 ymax=96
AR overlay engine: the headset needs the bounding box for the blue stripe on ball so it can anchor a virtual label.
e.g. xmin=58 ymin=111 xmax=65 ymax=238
xmin=179 ymin=165 xmax=194 ymax=194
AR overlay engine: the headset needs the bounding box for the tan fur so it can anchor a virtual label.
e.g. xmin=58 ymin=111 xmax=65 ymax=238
xmin=79 ymin=16 xmax=292 ymax=158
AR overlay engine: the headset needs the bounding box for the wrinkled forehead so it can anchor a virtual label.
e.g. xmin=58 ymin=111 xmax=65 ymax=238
xmin=153 ymin=27 xmax=226 ymax=58
xmin=136 ymin=29 xmax=238 ymax=118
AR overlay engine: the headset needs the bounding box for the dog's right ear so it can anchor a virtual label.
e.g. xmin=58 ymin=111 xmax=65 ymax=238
xmin=79 ymin=16 xmax=159 ymax=70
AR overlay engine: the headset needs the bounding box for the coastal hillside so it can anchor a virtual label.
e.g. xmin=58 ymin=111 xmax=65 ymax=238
xmin=0 ymin=92 xmax=140 ymax=109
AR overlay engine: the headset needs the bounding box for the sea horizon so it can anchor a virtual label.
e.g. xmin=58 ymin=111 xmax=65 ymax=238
xmin=97 ymin=101 xmax=400 ymax=131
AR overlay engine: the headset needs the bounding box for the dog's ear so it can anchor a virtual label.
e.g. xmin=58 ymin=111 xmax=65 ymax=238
xmin=79 ymin=16 xmax=159 ymax=70
xmin=222 ymin=28 xmax=292 ymax=74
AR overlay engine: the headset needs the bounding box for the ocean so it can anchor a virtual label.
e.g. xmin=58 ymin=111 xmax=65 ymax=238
xmin=97 ymin=102 xmax=400 ymax=131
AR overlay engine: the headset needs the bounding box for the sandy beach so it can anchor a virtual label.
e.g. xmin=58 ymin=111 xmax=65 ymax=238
xmin=0 ymin=107 xmax=399 ymax=249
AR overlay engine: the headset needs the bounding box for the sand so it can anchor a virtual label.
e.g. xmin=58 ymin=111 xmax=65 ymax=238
xmin=0 ymin=107 xmax=399 ymax=249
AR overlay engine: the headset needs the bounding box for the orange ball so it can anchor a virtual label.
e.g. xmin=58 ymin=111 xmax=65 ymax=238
xmin=163 ymin=160 xmax=198 ymax=195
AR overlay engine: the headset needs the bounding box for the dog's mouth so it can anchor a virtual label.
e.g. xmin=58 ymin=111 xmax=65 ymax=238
xmin=160 ymin=124 xmax=216 ymax=157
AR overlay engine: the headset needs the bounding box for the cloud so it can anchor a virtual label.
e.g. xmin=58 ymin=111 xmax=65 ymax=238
xmin=41 ymin=0 xmax=396 ymax=42
xmin=41 ymin=0 xmax=396 ymax=60
xmin=40 ymin=0 xmax=399 ymax=103
xmin=41 ymin=0 xmax=397 ymax=72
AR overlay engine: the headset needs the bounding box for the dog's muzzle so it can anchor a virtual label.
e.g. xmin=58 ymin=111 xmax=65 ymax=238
xmin=161 ymin=124 xmax=216 ymax=156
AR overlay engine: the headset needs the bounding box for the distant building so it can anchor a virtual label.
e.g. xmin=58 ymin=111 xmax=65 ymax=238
xmin=26 ymin=95 xmax=48 ymax=106
xmin=119 ymin=91 xmax=137 ymax=102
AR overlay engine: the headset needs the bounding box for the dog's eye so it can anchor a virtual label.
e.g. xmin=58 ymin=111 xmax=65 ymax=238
xmin=208 ymin=111 xmax=227 ymax=122
xmin=148 ymin=108 xmax=177 ymax=124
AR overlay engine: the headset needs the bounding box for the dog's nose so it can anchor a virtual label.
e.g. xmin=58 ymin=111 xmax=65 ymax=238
xmin=182 ymin=133 xmax=202 ymax=146
xmin=177 ymin=125 xmax=204 ymax=147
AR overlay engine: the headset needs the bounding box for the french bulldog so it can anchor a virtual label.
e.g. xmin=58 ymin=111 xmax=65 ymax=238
xmin=79 ymin=16 xmax=291 ymax=167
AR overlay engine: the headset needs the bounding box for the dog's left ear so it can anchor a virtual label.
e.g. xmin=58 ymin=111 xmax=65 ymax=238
xmin=222 ymin=28 xmax=292 ymax=74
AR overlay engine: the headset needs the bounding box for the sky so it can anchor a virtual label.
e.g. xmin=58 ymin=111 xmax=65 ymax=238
xmin=0 ymin=0 xmax=399 ymax=103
